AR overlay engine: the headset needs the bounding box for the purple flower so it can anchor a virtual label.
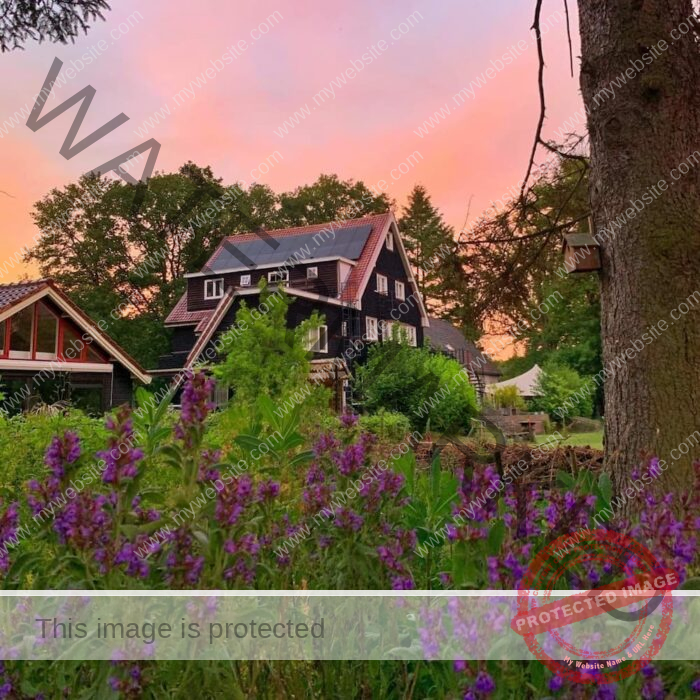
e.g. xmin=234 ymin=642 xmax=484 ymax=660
xmin=340 ymin=412 xmax=359 ymax=428
xmin=96 ymin=407 xmax=144 ymax=486
xmin=474 ymin=671 xmax=495 ymax=695
xmin=690 ymin=678 xmax=700 ymax=693
xmin=641 ymin=676 xmax=664 ymax=700
xmin=175 ymin=371 xmax=216 ymax=447
xmin=548 ymin=674 xmax=564 ymax=692
xmin=593 ymin=685 xmax=618 ymax=700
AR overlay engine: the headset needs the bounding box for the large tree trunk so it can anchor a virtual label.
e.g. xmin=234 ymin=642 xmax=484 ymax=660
xmin=577 ymin=0 xmax=700 ymax=497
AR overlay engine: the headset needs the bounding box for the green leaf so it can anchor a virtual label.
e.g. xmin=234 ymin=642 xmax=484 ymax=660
xmin=556 ymin=470 xmax=576 ymax=489
xmin=487 ymin=519 xmax=506 ymax=556
xmin=597 ymin=472 xmax=612 ymax=505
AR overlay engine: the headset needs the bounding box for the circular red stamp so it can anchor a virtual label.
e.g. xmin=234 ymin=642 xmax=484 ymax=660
xmin=510 ymin=529 xmax=676 ymax=684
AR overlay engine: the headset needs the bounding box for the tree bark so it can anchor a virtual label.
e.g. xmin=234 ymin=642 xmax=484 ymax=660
xmin=577 ymin=0 xmax=700 ymax=498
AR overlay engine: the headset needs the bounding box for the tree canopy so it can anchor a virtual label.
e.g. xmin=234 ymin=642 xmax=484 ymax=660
xmin=28 ymin=167 xmax=391 ymax=367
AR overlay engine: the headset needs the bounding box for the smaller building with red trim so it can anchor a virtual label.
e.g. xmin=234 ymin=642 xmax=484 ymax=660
xmin=0 ymin=280 xmax=151 ymax=415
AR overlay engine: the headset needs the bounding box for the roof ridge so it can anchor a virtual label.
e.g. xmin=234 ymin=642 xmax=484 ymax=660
xmin=221 ymin=212 xmax=391 ymax=242
xmin=0 ymin=278 xmax=50 ymax=289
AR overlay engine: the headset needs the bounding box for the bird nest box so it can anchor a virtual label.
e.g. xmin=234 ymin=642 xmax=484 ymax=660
xmin=562 ymin=232 xmax=601 ymax=273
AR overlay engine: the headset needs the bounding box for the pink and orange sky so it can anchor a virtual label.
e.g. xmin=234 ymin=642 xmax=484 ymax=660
xmin=0 ymin=0 xmax=583 ymax=282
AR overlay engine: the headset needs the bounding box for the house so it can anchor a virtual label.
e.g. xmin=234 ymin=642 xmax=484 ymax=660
xmin=424 ymin=317 xmax=502 ymax=396
xmin=0 ymin=280 xmax=151 ymax=415
xmin=155 ymin=213 xmax=430 ymax=407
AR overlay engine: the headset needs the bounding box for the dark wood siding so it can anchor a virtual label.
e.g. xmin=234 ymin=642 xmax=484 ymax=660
xmin=187 ymin=261 xmax=340 ymax=312
xmin=110 ymin=364 xmax=134 ymax=408
xmin=359 ymin=240 xmax=424 ymax=346
xmin=171 ymin=326 xmax=197 ymax=353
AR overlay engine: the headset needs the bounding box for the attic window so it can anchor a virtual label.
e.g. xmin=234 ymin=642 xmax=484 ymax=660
xmin=376 ymin=274 xmax=388 ymax=295
xmin=9 ymin=306 xmax=33 ymax=359
xmin=205 ymin=278 xmax=224 ymax=300
xmin=386 ymin=233 xmax=394 ymax=251
xmin=240 ymin=274 xmax=251 ymax=287
xmin=307 ymin=266 xmax=319 ymax=279
xmin=268 ymin=270 xmax=289 ymax=284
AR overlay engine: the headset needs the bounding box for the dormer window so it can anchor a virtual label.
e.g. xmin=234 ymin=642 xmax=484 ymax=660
xmin=307 ymin=266 xmax=318 ymax=279
xmin=240 ymin=274 xmax=251 ymax=287
xmin=205 ymin=278 xmax=224 ymax=300
xmin=376 ymin=274 xmax=388 ymax=295
xmin=386 ymin=233 xmax=394 ymax=251
xmin=268 ymin=270 xmax=289 ymax=284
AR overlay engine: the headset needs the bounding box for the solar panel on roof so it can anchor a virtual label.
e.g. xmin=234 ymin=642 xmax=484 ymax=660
xmin=210 ymin=224 xmax=373 ymax=271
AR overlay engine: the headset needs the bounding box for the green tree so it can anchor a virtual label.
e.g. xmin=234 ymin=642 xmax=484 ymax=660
xmin=399 ymin=186 xmax=466 ymax=317
xmin=213 ymin=281 xmax=326 ymax=408
xmin=28 ymin=165 xmax=238 ymax=367
xmin=530 ymin=362 xmax=594 ymax=423
xmin=355 ymin=340 xmax=477 ymax=433
xmin=276 ymin=173 xmax=391 ymax=226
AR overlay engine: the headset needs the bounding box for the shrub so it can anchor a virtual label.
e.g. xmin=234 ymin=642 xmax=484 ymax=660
xmin=488 ymin=384 xmax=527 ymax=411
xmin=354 ymin=342 xmax=478 ymax=433
xmin=530 ymin=361 xmax=594 ymax=422
xmin=213 ymin=280 xmax=329 ymax=413
xmin=358 ymin=409 xmax=412 ymax=442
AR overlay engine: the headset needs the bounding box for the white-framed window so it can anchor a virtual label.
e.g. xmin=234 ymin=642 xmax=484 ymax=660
xmin=395 ymin=281 xmax=405 ymax=300
xmin=204 ymin=278 xmax=224 ymax=300
xmin=213 ymin=382 xmax=229 ymax=409
xmin=386 ymin=232 xmax=394 ymax=251
xmin=240 ymin=274 xmax=251 ymax=287
xmin=268 ymin=270 xmax=289 ymax=284
xmin=341 ymin=321 xmax=348 ymax=337
xmin=381 ymin=320 xmax=396 ymax=340
xmin=305 ymin=325 xmax=328 ymax=353
xmin=366 ymin=316 xmax=378 ymax=341
xmin=307 ymin=266 xmax=318 ymax=279
xmin=404 ymin=325 xmax=417 ymax=347
xmin=376 ymin=274 xmax=388 ymax=295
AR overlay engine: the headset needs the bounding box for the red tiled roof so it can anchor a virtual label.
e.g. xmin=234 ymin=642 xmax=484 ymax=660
xmin=203 ymin=212 xmax=394 ymax=304
xmin=0 ymin=280 xmax=49 ymax=313
xmin=164 ymin=292 xmax=215 ymax=327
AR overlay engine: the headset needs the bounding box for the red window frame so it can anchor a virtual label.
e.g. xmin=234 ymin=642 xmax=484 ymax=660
xmin=0 ymin=302 xmax=109 ymax=363
xmin=57 ymin=319 xmax=107 ymax=363
xmin=0 ymin=318 xmax=8 ymax=358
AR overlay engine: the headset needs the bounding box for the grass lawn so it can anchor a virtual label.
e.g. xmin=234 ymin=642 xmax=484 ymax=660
xmin=535 ymin=431 xmax=604 ymax=450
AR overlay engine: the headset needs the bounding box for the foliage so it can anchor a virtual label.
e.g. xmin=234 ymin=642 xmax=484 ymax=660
xmin=212 ymin=280 xmax=330 ymax=415
xmin=357 ymin=409 xmax=412 ymax=442
xmin=0 ymin=409 xmax=107 ymax=497
xmin=0 ymin=0 xmax=110 ymax=52
xmin=28 ymin=170 xmax=391 ymax=367
xmin=0 ymin=373 xmax=697 ymax=696
xmin=498 ymin=273 xmax=603 ymax=411
xmin=398 ymin=186 xmax=473 ymax=333
xmin=354 ymin=341 xmax=478 ymax=433
xmin=530 ymin=362 xmax=594 ymax=422
xmin=487 ymin=385 xmax=526 ymax=411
